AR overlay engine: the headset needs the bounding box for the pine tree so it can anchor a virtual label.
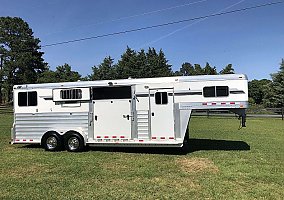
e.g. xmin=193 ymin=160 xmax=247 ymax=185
xmin=0 ymin=17 xmax=46 ymax=102
xmin=203 ymin=62 xmax=217 ymax=75
xmin=263 ymin=59 xmax=284 ymax=108
xmin=194 ymin=64 xmax=204 ymax=75
xmin=179 ymin=62 xmax=195 ymax=76
xmin=116 ymin=46 xmax=137 ymax=79
xmin=89 ymin=56 xmax=116 ymax=80
xmin=220 ymin=64 xmax=235 ymax=74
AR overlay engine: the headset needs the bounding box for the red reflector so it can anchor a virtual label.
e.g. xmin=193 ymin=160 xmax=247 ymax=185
xmin=97 ymin=136 xmax=101 ymax=138
xmin=169 ymin=137 xmax=174 ymax=139
xmin=104 ymin=136 xmax=109 ymax=138
xmin=230 ymin=102 xmax=235 ymax=105
xmin=23 ymin=139 xmax=26 ymax=141
xmin=30 ymin=139 xmax=33 ymax=141
xmin=202 ymin=102 xmax=207 ymax=105
xmin=120 ymin=136 xmax=125 ymax=138
xmin=152 ymin=137 xmax=157 ymax=139
xmin=112 ymin=136 xmax=117 ymax=138
xmin=221 ymin=102 xmax=226 ymax=105
xmin=212 ymin=103 xmax=216 ymax=105
xmin=139 ymin=140 xmax=143 ymax=142
xmin=160 ymin=137 xmax=165 ymax=139
xmin=15 ymin=139 xmax=20 ymax=141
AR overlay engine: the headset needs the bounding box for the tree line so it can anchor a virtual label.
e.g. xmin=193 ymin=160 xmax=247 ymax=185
xmin=0 ymin=17 xmax=283 ymax=108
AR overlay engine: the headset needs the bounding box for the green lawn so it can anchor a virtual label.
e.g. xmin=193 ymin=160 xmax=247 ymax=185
xmin=0 ymin=114 xmax=283 ymax=199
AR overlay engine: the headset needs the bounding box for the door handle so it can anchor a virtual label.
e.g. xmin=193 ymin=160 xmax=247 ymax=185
xmin=123 ymin=114 xmax=133 ymax=120
xmin=152 ymin=112 xmax=154 ymax=116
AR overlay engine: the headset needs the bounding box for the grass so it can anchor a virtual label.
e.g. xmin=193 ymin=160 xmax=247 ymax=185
xmin=0 ymin=114 xmax=283 ymax=199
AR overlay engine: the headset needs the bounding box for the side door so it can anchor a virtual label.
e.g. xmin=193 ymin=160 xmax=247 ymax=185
xmin=92 ymin=86 xmax=133 ymax=140
xmin=149 ymin=88 xmax=175 ymax=140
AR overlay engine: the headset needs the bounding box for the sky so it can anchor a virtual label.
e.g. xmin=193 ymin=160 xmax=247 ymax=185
xmin=1 ymin=0 xmax=284 ymax=80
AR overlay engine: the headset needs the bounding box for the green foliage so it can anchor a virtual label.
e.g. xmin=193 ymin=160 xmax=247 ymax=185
xmin=0 ymin=17 xmax=46 ymax=102
xmin=176 ymin=62 xmax=222 ymax=76
xmin=89 ymin=47 xmax=173 ymax=80
xmin=203 ymin=62 xmax=217 ymax=75
xmin=38 ymin=64 xmax=81 ymax=83
xmin=248 ymin=79 xmax=271 ymax=105
xmin=263 ymin=59 xmax=284 ymax=108
xmin=89 ymin=56 xmax=117 ymax=80
xmin=219 ymin=64 xmax=235 ymax=74
xmin=194 ymin=64 xmax=204 ymax=75
xmin=179 ymin=62 xmax=195 ymax=76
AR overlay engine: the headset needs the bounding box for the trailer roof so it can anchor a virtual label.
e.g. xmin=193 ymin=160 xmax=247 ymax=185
xmin=14 ymin=74 xmax=247 ymax=90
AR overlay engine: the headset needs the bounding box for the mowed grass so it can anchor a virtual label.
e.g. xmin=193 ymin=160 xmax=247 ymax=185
xmin=0 ymin=114 xmax=283 ymax=200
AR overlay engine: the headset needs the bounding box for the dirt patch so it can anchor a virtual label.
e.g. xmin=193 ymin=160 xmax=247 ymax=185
xmin=176 ymin=157 xmax=219 ymax=174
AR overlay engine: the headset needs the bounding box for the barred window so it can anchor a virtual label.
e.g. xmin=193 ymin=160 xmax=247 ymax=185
xmin=60 ymin=89 xmax=82 ymax=99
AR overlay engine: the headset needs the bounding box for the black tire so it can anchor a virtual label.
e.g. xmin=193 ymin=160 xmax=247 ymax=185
xmin=42 ymin=131 xmax=63 ymax=151
xmin=64 ymin=132 xmax=85 ymax=152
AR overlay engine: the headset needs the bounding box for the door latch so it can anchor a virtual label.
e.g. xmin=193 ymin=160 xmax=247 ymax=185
xmin=123 ymin=114 xmax=133 ymax=120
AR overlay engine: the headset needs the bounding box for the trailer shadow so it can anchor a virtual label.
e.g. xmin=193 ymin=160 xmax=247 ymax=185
xmin=87 ymin=139 xmax=250 ymax=155
xmin=20 ymin=139 xmax=250 ymax=155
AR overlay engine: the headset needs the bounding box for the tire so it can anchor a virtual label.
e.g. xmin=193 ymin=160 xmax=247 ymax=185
xmin=64 ymin=132 xmax=85 ymax=152
xmin=42 ymin=132 xmax=63 ymax=151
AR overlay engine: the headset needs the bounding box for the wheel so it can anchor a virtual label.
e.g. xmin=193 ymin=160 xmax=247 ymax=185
xmin=42 ymin=132 xmax=63 ymax=151
xmin=64 ymin=132 xmax=85 ymax=152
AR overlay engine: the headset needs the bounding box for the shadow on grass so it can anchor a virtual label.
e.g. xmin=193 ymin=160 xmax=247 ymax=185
xmin=188 ymin=139 xmax=250 ymax=152
xmin=20 ymin=139 xmax=250 ymax=155
xmin=88 ymin=139 xmax=250 ymax=155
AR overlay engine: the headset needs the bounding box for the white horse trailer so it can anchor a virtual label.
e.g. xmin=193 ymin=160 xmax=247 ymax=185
xmin=11 ymin=74 xmax=248 ymax=152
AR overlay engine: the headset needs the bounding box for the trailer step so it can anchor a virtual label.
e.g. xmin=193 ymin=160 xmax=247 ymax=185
xmin=137 ymin=110 xmax=150 ymax=139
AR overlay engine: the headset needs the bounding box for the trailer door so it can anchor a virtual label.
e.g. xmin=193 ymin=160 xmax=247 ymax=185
xmin=149 ymin=88 xmax=174 ymax=139
xmin=92 ymin=86 xmax=133 ymax=140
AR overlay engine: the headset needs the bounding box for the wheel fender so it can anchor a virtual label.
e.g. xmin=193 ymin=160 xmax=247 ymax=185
xmin=41 ymin=130 xmax=60 ymax=145
xmin=63 ymin=129 xmax=87 ymax=145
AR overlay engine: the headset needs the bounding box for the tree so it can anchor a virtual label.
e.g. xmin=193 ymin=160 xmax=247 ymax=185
xmin=178 ymin=62 xmax=195 ymax=76
xmin=116 ymin=47 xmax=172 ymax=79
xmin=152 ymin=48 xmax=172 ymax=77
xmin=54 ymin=63 xmax=81 ymax=82
xmin=136 ymin=49 xmax=150 ymax=78
xmin=89 ymin=56 xmax=117 ymax=80
xmin=219 ymin=64 xmax=235 ymax=74
xmin=37 ymin=68 xmax=57 ymax=83
xmin=116 ymin=46 xmax=137 ymax=79
xmin=38 ymin=64 xmax=81 ymax=83
xmin=0 ymin=17 xmax=46 ymax=102
xmin=263 ymin=59 xmax=284 ymax=108
xmin=194 ymin=64 xmax=204 ymax=75
xmin=248 ymin=79 xmax=271 ymax=104
xmin=203 ymin=62 xmax=217 ymax=75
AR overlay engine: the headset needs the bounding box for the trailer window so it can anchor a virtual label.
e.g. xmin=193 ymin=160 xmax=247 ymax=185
xmin=18 ymin=91 xmax=37 ymax=106
xmin=92 ymin=86 xmax=131 ymax=100
xmin=60 ymin=89 xmax=82 ymax=99
xmin=155 ymin=92 xmax=168 ymax=105
xmin=216 ymin=86 xmax=229 ymax=97
xmin=203 ymin=86 xmax=215 ymax=97
xmin=203 ymin=86 xmax=229 ymax=97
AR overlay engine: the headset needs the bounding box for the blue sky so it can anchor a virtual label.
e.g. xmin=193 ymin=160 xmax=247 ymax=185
xmin=1 ymin=0 xmax=284 ymax=80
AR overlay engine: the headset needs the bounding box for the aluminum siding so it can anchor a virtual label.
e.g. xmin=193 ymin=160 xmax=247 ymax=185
xmin=14 ymin=112 xmax=89 ymax=141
